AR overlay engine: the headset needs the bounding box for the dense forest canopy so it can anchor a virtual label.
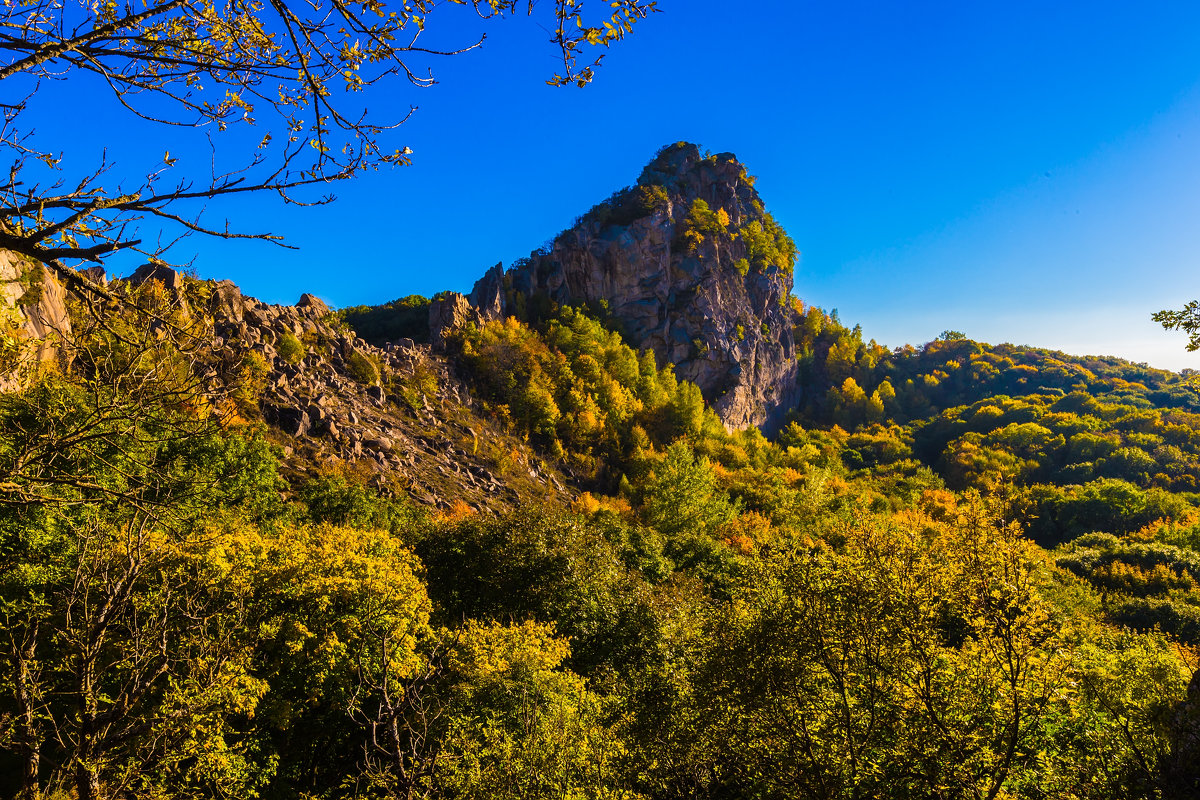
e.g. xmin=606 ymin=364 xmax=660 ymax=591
xmin=4 ymin=281 xmax=1199 ymax=799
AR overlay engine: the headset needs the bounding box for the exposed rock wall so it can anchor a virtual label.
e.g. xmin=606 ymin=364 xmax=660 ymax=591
xmin=0 ymin=250 xmax=71 ymax=391
xmin=469 ymin=143 xmax=801 ymax=434
xmin=429 ymin=291 xmax=481 ymax=351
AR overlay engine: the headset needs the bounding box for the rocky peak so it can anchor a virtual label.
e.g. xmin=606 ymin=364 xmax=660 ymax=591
xmin=635 ymin=142 xmax=758 ymax=222
xmin=469 ymin=142 xmax=801 ymax=434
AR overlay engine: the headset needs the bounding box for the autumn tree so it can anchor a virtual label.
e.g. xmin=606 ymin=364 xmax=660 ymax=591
xmin=688 ymin=498 xmax=1188 ymax=799
xmin=434 ymin=620 xmax=632 ymax=800
xmin=0 ymin=0 xmax=657 ymax=291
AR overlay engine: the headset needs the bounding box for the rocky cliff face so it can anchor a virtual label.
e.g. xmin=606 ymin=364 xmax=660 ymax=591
xmin=469 ymin=142 xmax=801 ymax=434
xmin=0 ymin=249 xmax=71 ymax=391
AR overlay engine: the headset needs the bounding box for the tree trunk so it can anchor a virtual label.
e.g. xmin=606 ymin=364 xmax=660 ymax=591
xmin=11 ymin=631 xmax=41 ymax=800
xmin=76 ymin=761 xmax=102 ymax=800
xmin=76 ymin=649 xmax=103 ymax=800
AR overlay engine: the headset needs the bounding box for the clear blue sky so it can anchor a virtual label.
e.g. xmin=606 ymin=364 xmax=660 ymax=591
xmin=35 ymin=0 xmax=1200 ymax=369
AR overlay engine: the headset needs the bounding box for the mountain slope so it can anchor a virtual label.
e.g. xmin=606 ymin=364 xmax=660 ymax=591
xmin=468 ymin=142 xmax=801 ymax=433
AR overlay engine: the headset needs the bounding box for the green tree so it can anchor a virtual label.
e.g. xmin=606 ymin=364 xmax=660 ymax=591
xmin=689 ymin=499 xmax=1181 ymax=800
xmin=435 ymin=620 xmax=637 ymax=800
xmin=1154 ymin=301 xmax=1200 ymax=351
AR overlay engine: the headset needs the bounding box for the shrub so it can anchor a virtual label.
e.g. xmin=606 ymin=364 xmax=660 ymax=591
xmin=300 ymin=470 xmax=425 ymax=534
xmin=346 ymin=349 xmax=380 ymax=385
xmin=16 ymin=261 xmax=45 ymax=307
xmin=1111 ymin=596 xmax=1200 ymax=644
xmin=580 ymin=184 xmax=670 ymax=229
xmin=395 ymin=357 xmax=440 ymax=412
xmin=674 ymin=199 xmax=729 ymax=254
xmin=277 ymin=332 xmax=305 ymax=365
xmin=610 ymin=184 xmax=669 ymax=226
xmin=236 ymin=351 xmax=270 ymax=411
xmin=737 ymin=212 xmax=797 ymax=274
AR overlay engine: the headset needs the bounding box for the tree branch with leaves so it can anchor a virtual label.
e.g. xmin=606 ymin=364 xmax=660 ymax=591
xmin=0 ymin=0 xmax=657 ymax=288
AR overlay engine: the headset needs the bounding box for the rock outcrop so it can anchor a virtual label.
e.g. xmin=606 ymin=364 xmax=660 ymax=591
xmin=141 ymin=266 xmax=570 ymax=512
xmin=4 ymin=256 xmax=570 ymax=512
xmin=429 ymin=292 xmax=480 ymax=352
xmin=0 ymin=250 xmax=71 ymax=390
xmin=468 ymin=142 xmax=801 ymax=433
xmin=129 ymin=261 xmax=186 ymax=293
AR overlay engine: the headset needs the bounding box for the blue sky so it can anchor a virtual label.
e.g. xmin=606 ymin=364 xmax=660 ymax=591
xmin=34 ymin=0 xmax=1200 ymax=369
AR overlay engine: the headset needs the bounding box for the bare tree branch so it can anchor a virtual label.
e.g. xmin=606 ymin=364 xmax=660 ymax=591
xmin=0 ymin=0 xmax=656 ymax=279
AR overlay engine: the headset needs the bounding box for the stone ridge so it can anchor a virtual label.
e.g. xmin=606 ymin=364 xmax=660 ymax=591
xmin=1 ymin=260 xmax=571 ymax=513
xmin=467 ymin=142 xmax=801 ymax=434
xmin=195 ymin=276 xmax=571 ymax=511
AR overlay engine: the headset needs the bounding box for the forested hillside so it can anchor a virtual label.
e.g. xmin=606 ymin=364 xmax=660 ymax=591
xmin=3 ymin=144 xmax=1200 ymax=799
